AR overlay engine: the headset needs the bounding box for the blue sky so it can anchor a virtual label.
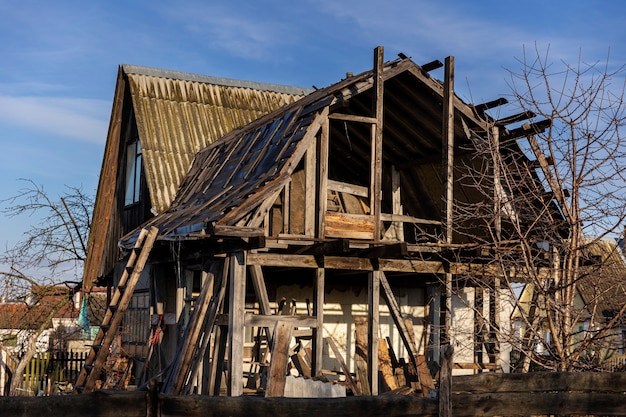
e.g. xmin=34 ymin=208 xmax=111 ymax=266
xmin=1 ymin=0 xmax=625 ymax=273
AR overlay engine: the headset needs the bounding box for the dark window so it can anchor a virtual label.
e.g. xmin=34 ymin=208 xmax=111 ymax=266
xmin=124 ymin=141 xmax=142 ymax=206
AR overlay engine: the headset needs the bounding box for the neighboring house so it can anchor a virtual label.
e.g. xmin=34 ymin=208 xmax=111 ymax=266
xmin=81 ymin=47 xmax=558 ymax=396
xmin=0 ymin=286 xmax=107 ymax=356
xmin=513 ymin=238 xmax=626 ymax=370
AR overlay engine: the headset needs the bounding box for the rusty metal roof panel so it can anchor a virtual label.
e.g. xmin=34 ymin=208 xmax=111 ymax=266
xmin=125 ymin=67 xmax=310 ymax=213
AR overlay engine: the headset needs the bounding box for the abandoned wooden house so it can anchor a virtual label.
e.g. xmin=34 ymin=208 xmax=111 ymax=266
xmin=76 ymin=47 xmax=556 ymax=397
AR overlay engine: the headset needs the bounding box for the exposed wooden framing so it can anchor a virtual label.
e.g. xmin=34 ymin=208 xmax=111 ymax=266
xmin=313 ymin=268 xmax=324 ymax=377
xmin=283 ymin=181 xmax=290 ymax=233
xmin=265 ymin=321 xmax=293 ymax=397
xmin=372 ymin=46 xmax=384 ymax=241
xmin=317 ymin=111 xmax=330 ymax=239
xmin=328 ymin=113 xmax=377 ymax=124
xmin=162 ymin=258 xmax=227 ymax=395
xmin=228 ymin=251 xmax=246 ymax=396
xmin=327 ymin=179 xmax=369 ymax=198
xmin=442 ymin=56 xmax=455 ymax=346
xmin=427 ymin=285 xmax=441 ymax=365
xmin=389 ymin=165 xmax=404 ymax=240
xmin=304 ymin=139 xmax=316 ymax=237
xmin=361 ymin=242 xmax=408 ymax=259
xmin=379 ymin=271 xmax=421 ymax=380
xmin=325 ymin=336 xmax=360 ymax=395
xmin=379 ymin=213 xmax=441 ymax=225
xmin=295 ymin=238 xmax=350 ymax=256
xmin=490 ymin=125 xmax=501 ymax=369
xmin=249 ymin=265 xmax=271 ymax=315
xmin=208 ymin=325 xmax=227 ymax=395
xmin=368 ymin=270 xmax=381 ymax=395
xmin=244 ymin=314 xmax=317 ymax=328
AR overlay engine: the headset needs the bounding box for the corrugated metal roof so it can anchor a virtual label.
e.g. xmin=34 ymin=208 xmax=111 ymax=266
xmin=126 ymin=66 xmax=311 ymax=213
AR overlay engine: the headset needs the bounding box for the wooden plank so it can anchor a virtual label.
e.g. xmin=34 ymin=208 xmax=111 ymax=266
xmin=354 ymin=317 xmax=370 ymax=395
xmin=439 ymin=345 xmax=453 ymax=417
xmin=388 ymin=165 xmax=404 ymax=241
xmin=167 ymin=260 xmax=227 ymax=395
xmin=228 ymin=251 xmax=246 ymax=396
xmin=317 ymin=114 xmax=329 ymax=238
xmin=245 ymin=314 xmax=317 ymax=328
xmin=210 ymin=224 xmax=265 ymax=237
xmin=404 ymin=318 xmax=435 ymax=397
xmin=451 ymin=371 xmax=626 ymax=394
xmin=371 ymin=46 xmax=384 ymax=241
xmin=327 ymin=179 xmax=369 ymax=198
xmin=378 ymin=339 xmax=397 ymax=391
xmin=328 ymin=113 xmax=377 ymax=124
xmin=265 ymin=321 xmax=293 ymax=397
xmin=368 ymin=271 xmax=380 ymax=395
xmin=379 ymin=213 xmax=441 ymax=225
xmin=324 ymin=336 xmax=360 ymax=396
xmin=378 ymin=271 xmax=422 ymax=387
xmin=248 ymin=265 xmax=271 ymax=315
xmin=312 ymin=268 xmax=324 ymax=377
xmin=324 ymin=212 xmax=375 ymax=240
xmin=304 ymin=139 xmax=316 ymax=237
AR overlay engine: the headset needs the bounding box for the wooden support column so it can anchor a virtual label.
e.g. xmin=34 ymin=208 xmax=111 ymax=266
xmin=368 ymin=269 xmax=381 ymax=395
xmin=427 ymin=285 xmax=441 ymax=364
xmin=312 ymin=268 xmax=325 ymax=377
xmin=490 ymin=125 xmax=501 ymax=370
xmin=228 ymin=251 xmax=246 ymax=396
xmin=371 ymin=46 xmax=384 ymax=241
xmin=305 ymin=140 xmax=317 ymax=237
xmin=442 ymin=56 xmax=455 ymax=346
xmin=317 ymin=111 xmax=329 ymax=239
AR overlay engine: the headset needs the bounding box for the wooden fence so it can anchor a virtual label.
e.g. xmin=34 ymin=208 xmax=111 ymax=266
xmin=0 ymin=371 xmax=625 ymax=416
xmin=13 ymin=351 xmax=87 ymax=396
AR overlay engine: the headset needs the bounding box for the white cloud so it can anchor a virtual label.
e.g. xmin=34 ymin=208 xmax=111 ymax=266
xmin=0 ymin=95 xmax=109 ymax=144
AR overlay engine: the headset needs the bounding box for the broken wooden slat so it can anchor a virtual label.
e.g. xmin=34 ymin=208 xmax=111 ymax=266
xmin=265 ymin=321 xmax=293 ymax=397
xmin=404 ymin=317 xmax=435 ymax=397
xmin=378 ymin=339 xmax=397 ymax=391
xmin=325 ymin=336 xmax=360 ymax=396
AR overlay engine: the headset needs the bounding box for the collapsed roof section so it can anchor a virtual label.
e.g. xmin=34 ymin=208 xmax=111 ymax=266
xmin=120 ymin=50 xmax=554 ymax=250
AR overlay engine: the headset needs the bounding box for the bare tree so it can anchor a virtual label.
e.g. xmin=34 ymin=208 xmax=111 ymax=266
xmin=453 ymin=45 xmax=626 ymax=372
xmin=0 ymin=179 xmax=93 ymax=394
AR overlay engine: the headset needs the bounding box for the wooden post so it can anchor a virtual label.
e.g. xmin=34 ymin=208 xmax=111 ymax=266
xmin=312 ymin=268 xmax=325 ymax=377
xmin=265 ymin=321 xmax=293 ymax=397
xmin=439 ymin=345 xmax=453 ymax=417
xmin=442 ymin=56 xmax=455 ymax=345
xmin=489 ymin=126 xmax=501 ymax=370
xmin=371 ymin=46 xmax=384 ymax=240
xmin=317 ymin=112 xmax=329 ymax=239
xmin=368 ymin=270 xmax=381 ymax=395
xmin=228 ymin=251 xmax=246 ymax=396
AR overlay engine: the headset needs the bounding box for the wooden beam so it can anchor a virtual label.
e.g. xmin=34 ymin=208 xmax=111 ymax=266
xmin=496 ymin=110 xmax=535 ymax=126
xmin=248 ymin=265 xmax=271 ymax=315
xmin=472 ymin=97 xmax=508 ymax=114
xmin=244 ymin=314 xmax=318 ymax=328
xmin=265 ymin=321 xmax=293 ymax=397
xmin=228 ymin=251 xmax=246 ymax=396
xmin=379 ymin=272 xmax=422 ymax=380
xmin=501 ymin=119 xmax=551 ymax=141
xmin=328 ymin=113 xmax=377 ymax=124
xmin=304 ymin=139 xmax=316 ymax=237
xmin=372 ymin=46 xmax=384 ymax=241
xmin=327 ymin=179 xmax=369 ymax=198
xmin=317 ymin=111 xmax=329 ymax=239
xmin=313 ymin=268 xmax=324 ymax=377
xmin=368 ymin=270 xmax=381 ymax=395
xmin=360 ymin=242 xmax=408 ymax=259
xmin=442 ymin=56 xmax=455 ymax=346
xmin=295 ymin=238 xmax=350 ymax=256
xmin=421 ymin=60 xmax=443 ymax=72
xmin=210 ymin=224 xmax=265 ymax=237
xmin=325 ymin=336 xmax=360 ymax=395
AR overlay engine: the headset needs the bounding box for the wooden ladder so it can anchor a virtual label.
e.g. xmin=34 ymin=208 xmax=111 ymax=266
xmin=74 ymin=226 xmax=159 ymax=393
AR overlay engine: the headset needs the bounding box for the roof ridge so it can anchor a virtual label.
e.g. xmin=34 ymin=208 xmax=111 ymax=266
xmin=121 ymin=64 xmax=313 ymax=96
